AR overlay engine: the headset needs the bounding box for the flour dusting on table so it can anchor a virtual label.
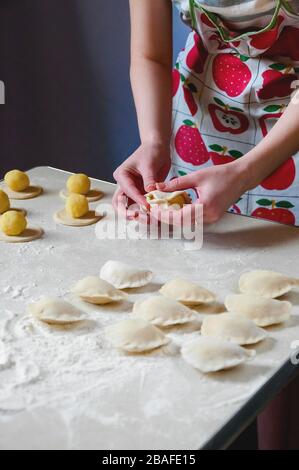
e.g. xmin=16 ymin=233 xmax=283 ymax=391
xmin=0 ymin=167 xmax=298 ymax=450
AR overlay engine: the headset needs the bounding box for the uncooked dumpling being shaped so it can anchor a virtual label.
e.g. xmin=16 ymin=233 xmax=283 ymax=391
xmin=72 ymin=276 xmax=126 ymax=304
xmin=100 ymin=260 xmax=153 ymax=289
xmin=133 ymin=296 xmax=195 ymax=327
xmin=145 ymin=190 xmax=191 ymax=210
xmin=225 ymin=294 xmax=291 ymax=327
xmin=239 ymin=270 xmax=299 ymax=299
xmin=105 ymin=318 xmax=169 ymax=352
xmin=160 ymin=278 xmax=216 ymax=306
xmin=28 ymin=297 xmax=85 ymax=325
xmin=181 ymin=337 xmax=255 ymax=373
xmin=201 ymin=312 xmax=266 ymax=345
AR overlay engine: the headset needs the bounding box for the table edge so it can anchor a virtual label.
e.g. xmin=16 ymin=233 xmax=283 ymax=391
xmin=201 ymin=360 xmax=299 ymax=449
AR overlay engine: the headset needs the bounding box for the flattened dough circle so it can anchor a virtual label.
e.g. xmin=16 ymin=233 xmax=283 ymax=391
xmin=2 ymin=185 xmax=43 ymax=200
xmin=59 ymin=188 xmax=103 ymax=202
xmin=0 ymin=227 xmax=43 ymax=243
xmin=54 ymin=209 xmax=102 ymax=227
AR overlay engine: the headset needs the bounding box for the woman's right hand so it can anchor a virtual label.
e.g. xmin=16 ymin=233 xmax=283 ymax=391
xmin=112 ymin=141 xmax=171 ymax=217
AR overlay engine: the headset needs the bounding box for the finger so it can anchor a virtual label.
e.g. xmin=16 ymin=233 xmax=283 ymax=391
xmin=116 ymin=172 xmax=148 ymax=207
xmin=151 ymin=200 xmax=203 ymax=226
xmin=112 ymin=189 xmax=129 ymax=217
xmin=135 ymin=210 xmax=150 ymax=226
xmin=144 ymin=182 xmax=156 ymax=192
xmin=112 ymin=189 xmax=139 ymax=218
xmin=202 ymin=207 xmax=223 ymax=225
xmin=142 ymin=172 xmax=157 ymax=193
xmin=153 ymin=162 xmax=172 ymax=189
xmin=112 ymin=188 xmax=124 ymax=210
xmin=156 ymin=174 xmax=196 ymax=192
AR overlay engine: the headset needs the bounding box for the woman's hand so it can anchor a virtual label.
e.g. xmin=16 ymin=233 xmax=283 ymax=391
xmin=155 ymin=162 xmax=248 ymax=224
xmin=113 ymin=0 xmax=173 ymax=218
xmin=112 ymin=142 xmax=171 ymax=215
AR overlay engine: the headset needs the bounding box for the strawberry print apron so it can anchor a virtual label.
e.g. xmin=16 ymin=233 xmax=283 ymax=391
xmin=171 ymin=0 xmax=299 ymax=225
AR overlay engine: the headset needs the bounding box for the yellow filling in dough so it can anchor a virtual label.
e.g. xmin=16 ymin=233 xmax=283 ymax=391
xmin=4 ymin=170 xmax=30 ymax=192
xmin=65 ymin=194 xmax=89 ymax=218
xmin=66 ymin=173 xmax=91 ymax=195
xmin=0 ymin=190 xmax=10 ymax=214
xmin=0 ymin=210 xmax=27 ymax=236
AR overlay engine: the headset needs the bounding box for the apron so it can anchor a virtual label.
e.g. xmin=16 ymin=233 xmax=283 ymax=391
xmin=171 ymin=0 xmax=299 ymax=225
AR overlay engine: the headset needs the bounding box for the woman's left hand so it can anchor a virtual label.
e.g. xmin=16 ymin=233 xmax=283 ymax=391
xmin=154 ymin=162 xmax=248 ymax=224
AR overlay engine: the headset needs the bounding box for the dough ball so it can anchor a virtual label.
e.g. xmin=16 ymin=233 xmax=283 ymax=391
xmin=5 ymin=170 xmax=30 ymax=192
xmin=66 ymin=173 xmax=91 ymax=195
xmin=0 ymin=210 xmax=27 ymax=236
xmin=0 ymin=190 xmax=10 ymax=214
xmin=65 ymin=194 xmax=89 ymax=218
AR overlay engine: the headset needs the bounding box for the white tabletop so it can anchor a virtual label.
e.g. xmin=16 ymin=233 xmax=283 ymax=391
xmin=0 ymin=166 xmax=298 ymax=450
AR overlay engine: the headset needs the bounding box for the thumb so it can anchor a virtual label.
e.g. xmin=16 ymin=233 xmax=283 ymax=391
xmin=156 ymin=174 xmax=196 ymax=192
xmin=142 ymin=172 xmax=157 ymax=192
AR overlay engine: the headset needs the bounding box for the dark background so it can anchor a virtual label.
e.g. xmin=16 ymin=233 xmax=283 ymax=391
xmin=0 ymin=0 xmax=188 ymax=181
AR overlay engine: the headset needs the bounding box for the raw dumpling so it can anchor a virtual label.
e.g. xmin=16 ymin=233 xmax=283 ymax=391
xmin=225 ymin=294 xmax=291 ymax=327
xmin=100 ymin=260 xmax=153 ymax=289
xmin=133 ymin=296 xmax=195 ymax=327
xmin=28 ymin=298 xmax=85 ymax=325
xmin=105 ymin=318 xmax=169 ymax=352
xmin=160 ymin=278 xmax=216 ymax=306
xmin=239 ymin=270 xmax=299 ymax=299
xmin=201 ymin=312 xmax=266 ymax=345
xmin=145 ymin=190 xmax=191 ymax=210
xmin=72 ymin=276 xmax=126 ymax=304
xmin=181 ymin=337 xmax=255 ymax=373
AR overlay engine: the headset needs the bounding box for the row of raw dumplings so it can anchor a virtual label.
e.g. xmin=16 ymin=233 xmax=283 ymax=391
xmin=106 ymin=268 xmax=295 ymax=373
xmin=28 ymin=263 xmax=296 ymax=373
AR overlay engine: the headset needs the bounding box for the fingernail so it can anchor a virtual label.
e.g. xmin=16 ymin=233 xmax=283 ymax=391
xmin=127 ymin=210 xmax=138 ymax=217
xmin=156 ymin=182 xmax=165 ymax=190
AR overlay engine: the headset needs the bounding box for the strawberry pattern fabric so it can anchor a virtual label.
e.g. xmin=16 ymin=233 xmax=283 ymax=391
xmin=171 ymin=0 xmax=299 ymax=225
